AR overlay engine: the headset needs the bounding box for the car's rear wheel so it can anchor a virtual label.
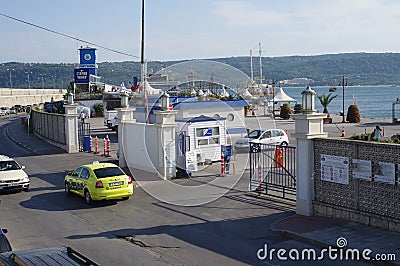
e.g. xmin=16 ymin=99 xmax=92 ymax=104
xmin=64 ymin=183 xmax=71 ymax=196
xmin=84 ymin=189 xmax=92 ymax=205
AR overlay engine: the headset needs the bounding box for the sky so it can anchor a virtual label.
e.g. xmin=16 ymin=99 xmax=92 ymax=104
xmin=1 ymin=0 xmax=400 ymax=63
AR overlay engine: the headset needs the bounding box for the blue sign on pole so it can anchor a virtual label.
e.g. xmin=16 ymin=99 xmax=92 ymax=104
xmin=74 ymin=69 xmax=89 ymax=83
xmin=79 ymin=48 xmax=96 ymax=65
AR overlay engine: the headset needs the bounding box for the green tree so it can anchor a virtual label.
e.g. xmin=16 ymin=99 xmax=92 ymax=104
xmin=317 ymin=93 xmax=338 ymax=113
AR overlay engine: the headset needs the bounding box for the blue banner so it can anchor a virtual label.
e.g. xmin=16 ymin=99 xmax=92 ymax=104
xmin=79 ymin=48 xmax=96 ymax=65
xmin=74 ymin=68 xmax=89 ymax=83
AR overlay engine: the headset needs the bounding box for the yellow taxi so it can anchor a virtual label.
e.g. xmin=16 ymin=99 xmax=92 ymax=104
xmin=64 ymin=162 xmax=134 ymax=204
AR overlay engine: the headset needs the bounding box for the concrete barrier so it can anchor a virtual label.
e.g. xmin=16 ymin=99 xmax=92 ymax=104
xmin=0 ymin=88 xmax=67 ymax=107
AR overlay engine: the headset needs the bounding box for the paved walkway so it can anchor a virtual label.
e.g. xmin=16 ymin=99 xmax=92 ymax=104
xmin=5 ymin=115 xmax=400 ymax=265
xmin=272 ymin=215 xmax=400 ymax=265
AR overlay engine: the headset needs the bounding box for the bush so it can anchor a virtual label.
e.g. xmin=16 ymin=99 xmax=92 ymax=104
xmin=280 ymin=103 xmax=292 ymax=119
xmin=293 ymin=103 xmax=303 ymax=114
xmin=93 ymin=103 xmax=104 ymax=113
xmin=346 ymin=104 xmax=361 ymax=123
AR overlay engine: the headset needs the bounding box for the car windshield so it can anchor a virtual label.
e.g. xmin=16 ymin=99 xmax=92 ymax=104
xmin=246 ymin=130 xmax=261 ymax=139
xmin=93 ymin=167 xmax=125 ymax=179
xmin=0 ymin=161 xmax=21 ymax=171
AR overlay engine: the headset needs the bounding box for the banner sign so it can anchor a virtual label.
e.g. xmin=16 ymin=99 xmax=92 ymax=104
xmin=374 ymin=162 xmax=395 ymax=184
xmin=74 ymin=68 xmax=89 ymax=83
xmin=321 ymin=154 xmax=349 ymax=185
xmin=352 ymin=159 xmax=372 ymax=181
xmin=79 ymin=48 xmax=96 ymax=65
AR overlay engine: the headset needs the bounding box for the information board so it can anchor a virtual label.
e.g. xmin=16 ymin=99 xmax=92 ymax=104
xmin=352 ymin=159 xmax=372 ymax=181
xmin=321 ymin=154 xmax=349 ymax=185
xmin=374 ymin=162 xmax=395 ymax=184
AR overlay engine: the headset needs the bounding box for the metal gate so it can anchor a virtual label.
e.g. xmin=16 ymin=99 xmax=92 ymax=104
xmin=249 ymin=143 xmax=296 ymax=200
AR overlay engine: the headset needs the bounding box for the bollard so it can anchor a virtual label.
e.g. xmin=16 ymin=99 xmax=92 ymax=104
xmin=274 ymin=147 xmax=283 ymax=168
xmin=364 ymin=128 xmax=367 ymax=134
xmin=94 ymin=136 xmax=99 ymax=154
xmin=257 ymin=162 xmax=262 ymax=190
xmin=106 ymin=135 xmax=111 ymax=157
xmin=341 ymin=126 xmax=345 ymax=137
xmin=221 ymin=154 xmax=225 ymax=176
xmin=103 ymin=138 xmax=106 ymax=156
xmin=89 ymin=136 xmax=93 ymax=153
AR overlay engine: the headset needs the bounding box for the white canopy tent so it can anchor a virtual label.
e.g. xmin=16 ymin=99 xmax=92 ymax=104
xmin=242 ymin=88 xmax=253 ymax=98
xmin=269 ymin=87 xmax=296 ymax=103
xmin=143 ymin=80 xmax=162 ymax=95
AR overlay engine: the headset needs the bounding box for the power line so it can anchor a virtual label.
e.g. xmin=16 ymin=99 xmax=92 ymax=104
xmin=0 ymin=12 xmax=141 ymax=59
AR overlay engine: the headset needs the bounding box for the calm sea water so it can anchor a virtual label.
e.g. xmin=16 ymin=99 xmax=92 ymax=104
xmin=282 ymin=86 xmax=400 ymax=119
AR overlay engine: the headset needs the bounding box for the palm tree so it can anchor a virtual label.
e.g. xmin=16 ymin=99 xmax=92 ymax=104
xmin=317 ymin=93 xmax=338 ymax=114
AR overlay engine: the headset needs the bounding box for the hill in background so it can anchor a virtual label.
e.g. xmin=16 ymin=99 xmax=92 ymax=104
xmin=1 ymin=53 xmax=400 ymax=89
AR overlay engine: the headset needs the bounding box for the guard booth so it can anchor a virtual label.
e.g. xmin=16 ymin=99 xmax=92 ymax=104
xmin=176 ymin=116 xmax=226 ymax=175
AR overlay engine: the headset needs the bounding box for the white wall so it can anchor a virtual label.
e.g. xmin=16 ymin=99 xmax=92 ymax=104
xmin=120 ymin=121 xmax=159 ymax=173
xmin=0 ymin=88 xmax=67 ymax=107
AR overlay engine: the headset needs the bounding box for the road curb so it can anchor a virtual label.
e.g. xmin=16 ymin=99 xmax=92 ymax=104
xmin=5 ymin=124 xmax=40 ymax=155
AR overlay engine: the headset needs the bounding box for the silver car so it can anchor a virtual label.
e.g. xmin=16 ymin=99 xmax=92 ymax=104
xmin=234 ymin=129 xmax=289 ymax=150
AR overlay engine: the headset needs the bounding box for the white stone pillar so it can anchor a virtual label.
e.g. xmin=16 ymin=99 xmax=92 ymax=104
xmin=117 ymin=107 xmax=135 ymax=168
xmin=154 ymin=110 xmax=178 ymax=180
xmin=292 ymin=113 xmax=328 ymax=216
xmin=64 ymin=104 xmax=79 ymax=153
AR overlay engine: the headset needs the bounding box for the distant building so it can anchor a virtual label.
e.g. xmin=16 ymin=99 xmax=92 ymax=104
xmin=282 ymin=78 xmax=314 ymax=86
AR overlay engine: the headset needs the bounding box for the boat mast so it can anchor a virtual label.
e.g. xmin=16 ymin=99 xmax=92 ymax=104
xmin=250 ymin=49 xmax=254 ymax=82
xmin=259 ymin=42 xmax=263 ymax=86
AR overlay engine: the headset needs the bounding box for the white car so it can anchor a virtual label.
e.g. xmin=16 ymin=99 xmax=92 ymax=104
xmin=0 ymin=155 xmax=30 ymax=192
xmin=234 ymin=129 xmax=289 ymax=150
xmin=107 ymin=114 xmax=119 ymax=131
xmin=0 ymin=107 xmax=10 ymax=115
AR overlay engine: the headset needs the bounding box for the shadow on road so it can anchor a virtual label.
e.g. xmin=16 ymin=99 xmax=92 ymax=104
xmin=19 ymin=190 xmax=119 ymax=211
xmin=65 ymin=211 xmax=293 ymax=265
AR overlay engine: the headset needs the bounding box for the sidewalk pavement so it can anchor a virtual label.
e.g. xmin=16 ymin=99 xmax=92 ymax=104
xmin=6 ymin=116 xmax=65 ymax=155
xmin=272 ymin=215 xmax=400 ymax=265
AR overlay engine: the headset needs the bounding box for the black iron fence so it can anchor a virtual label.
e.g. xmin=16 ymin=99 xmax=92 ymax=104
xmin=249 ymin=143 xmax=296 ymax=200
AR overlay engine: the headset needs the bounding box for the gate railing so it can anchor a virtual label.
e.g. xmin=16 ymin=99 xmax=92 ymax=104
xmin=249 ymin=142 xmax=296 ymax=200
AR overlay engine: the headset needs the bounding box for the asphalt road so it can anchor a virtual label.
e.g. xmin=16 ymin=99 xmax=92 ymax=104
xmin=0 ymin=115 xmax=374 ymax=266
xmin=0 ymin=116 xmax=297 ymax=265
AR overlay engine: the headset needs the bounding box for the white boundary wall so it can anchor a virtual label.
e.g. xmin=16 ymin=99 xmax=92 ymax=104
xmin=0 ymin=88 xmax=67 ymax=107
xmin=120 ymin=120 xmax=176 ymax=179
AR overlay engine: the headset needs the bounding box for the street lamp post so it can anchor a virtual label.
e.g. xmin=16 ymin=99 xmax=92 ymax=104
xmin=40 ymin=74 xmax=45 ymax=90
xmin=341 ymin=75 xmax=348 ymax=123
xmin=6 ymin=69 xmax=14 ymax=95
xmin=7 ymin=69 xmax=13 ymax=89
xmin=51 ymin=75 xmax=55 ymax=89
xmin=26 ymin=71 xmax=32 ymax=89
